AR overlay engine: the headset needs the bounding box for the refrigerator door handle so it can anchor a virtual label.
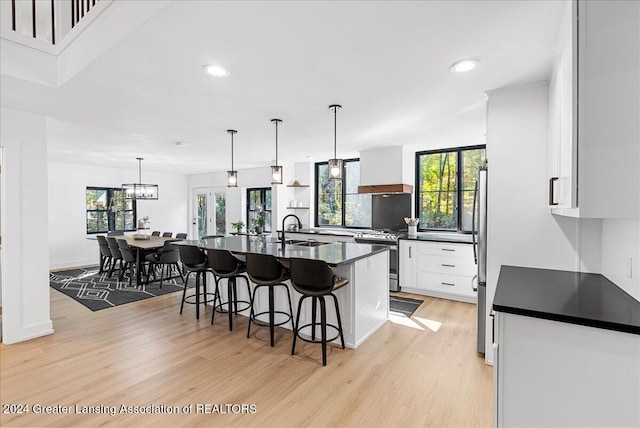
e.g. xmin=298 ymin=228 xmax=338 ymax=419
xmin=472 ymin=180 xmax=478 ymax=264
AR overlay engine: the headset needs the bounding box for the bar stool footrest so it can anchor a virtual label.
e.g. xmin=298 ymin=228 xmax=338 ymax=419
xmin=182 ymin=292 xmax=217 ymax=305
xmin=250 ymin=310 xmax=293 ymax=328
xmin=214 ymin=300 xmax=252 ymax=314
xmin=294 ymin=322 xmax=341 ymax=344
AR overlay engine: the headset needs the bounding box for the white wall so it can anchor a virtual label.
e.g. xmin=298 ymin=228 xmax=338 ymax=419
xmin=601 ymin=218 xmax=640 ymax=301
xmin=1 ymin=108 xmax=53 ymax=344
xmin=484 ymin=83 xmax=602 ymax=365
xmin=188 ymin=162 xmax=311 ymax=236
xmin=48 ymin=162 xmax=189 ymax=269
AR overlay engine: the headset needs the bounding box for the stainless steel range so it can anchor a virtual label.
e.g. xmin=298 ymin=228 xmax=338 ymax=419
xmin=354 ymin=230 xmax=400 ymax=291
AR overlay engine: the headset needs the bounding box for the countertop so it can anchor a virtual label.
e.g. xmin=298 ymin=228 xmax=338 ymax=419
xmin=493 ymin=265 xmax=640 ymax=335
xmin=281 ymin=228 xmax=474 ymax=243
xmin=399 ymin=232 xmax=473 ymax=244
xmin=172 ymin=236 xmax=388 ymax=267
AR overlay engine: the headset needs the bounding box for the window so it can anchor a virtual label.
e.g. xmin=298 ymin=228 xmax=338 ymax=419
xmin=416 ymin=146 xmax=486 ymax=232
xmin=315 ymin=159 xmax=371 ymax=228
xmin=86 ymin=187 xmax=136 ymax=234
xmin=246 ymin=188 xmax=272 ymax=233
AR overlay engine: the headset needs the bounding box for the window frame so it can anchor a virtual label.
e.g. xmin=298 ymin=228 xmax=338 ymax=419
xmin=246 ymin=187 xmax=272 ymax=233
xmin=86 ymin=186 xmax=137 ymax=234
xmin=414 ymin=145 xmax=486 ymax=233
xmin=314 ymin=158 xmax=370 ymax=229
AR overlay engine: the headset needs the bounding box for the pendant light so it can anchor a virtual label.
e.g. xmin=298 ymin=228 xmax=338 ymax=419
xmin=122 ymin=157 xmax=158 ymax=200
xmin=270 ymin=118 xmax=283 ymax=185
xmin=227 ymin=129 xmax=238 ymax=187
xmin=328 ymin=104 xmax=343 ymax=181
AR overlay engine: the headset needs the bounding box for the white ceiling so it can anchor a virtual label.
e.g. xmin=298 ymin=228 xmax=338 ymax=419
xmin=1 ymin=0 xmax=565 ymax=175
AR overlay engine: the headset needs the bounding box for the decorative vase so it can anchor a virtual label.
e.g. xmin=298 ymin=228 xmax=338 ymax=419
xmin=408 ymin=225 xmax=417 ymax=237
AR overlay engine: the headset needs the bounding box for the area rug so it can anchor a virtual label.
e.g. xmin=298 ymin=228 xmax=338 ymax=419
xmin=50 ymin=267 xmax=185 ymax=311
xmin=390 ymin=295 xmax=423 ymax=318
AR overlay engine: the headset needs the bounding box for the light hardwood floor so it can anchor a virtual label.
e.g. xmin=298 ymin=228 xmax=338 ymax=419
xmin=1 ymin=287 xmax=493 ymax=427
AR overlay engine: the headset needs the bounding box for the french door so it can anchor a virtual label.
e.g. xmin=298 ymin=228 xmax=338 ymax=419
xmin=192 ymin=188 xmax=226 ymax=239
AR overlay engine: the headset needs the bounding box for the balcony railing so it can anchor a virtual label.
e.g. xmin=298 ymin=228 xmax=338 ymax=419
xmin=8 ymin=0 xmax=101 ymax=46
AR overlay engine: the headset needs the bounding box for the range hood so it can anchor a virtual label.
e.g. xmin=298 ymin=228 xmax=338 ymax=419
xmin=357 ymin=146 xmax=414 ymax=194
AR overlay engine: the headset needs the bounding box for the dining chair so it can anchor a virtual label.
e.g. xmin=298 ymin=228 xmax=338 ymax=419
xmin=176 ymin=233 xmax=188 ymax=239
xmin=151 ymin=231 xmax=161 ymax=236
xmin=117 ymin=239 xmax=148 ymax=287
xmin=145 ymin=241 xmax=183 ymax=287
xmin=106 ymin=237 xmax=124 ymax=278
xmin=96 ymin=235 xmax=113 ymax=273
xmin=162 ymin=232 xmax=173 ymax=238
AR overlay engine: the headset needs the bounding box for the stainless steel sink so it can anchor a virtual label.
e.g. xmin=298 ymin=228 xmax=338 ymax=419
xmin=290 ymin=241 xmax=328 ymax=247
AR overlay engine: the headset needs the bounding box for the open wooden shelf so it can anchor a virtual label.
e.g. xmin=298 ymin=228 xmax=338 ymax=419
xmin=287 ymin=206 xmax=309 ymax=209
xmin=286 ymin=184 xmax=309 ymax=188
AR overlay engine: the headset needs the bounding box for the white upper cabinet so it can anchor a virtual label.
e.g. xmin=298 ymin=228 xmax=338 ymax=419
xmin=548 ymin=0 xmax=639 ymax=218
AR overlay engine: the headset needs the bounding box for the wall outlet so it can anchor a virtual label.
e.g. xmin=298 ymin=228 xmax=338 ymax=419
xmin=626 ymin=257 xmax=633 ymax=279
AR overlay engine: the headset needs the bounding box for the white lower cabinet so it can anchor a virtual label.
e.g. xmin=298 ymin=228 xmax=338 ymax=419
xmin=399 ymin=240 xmax=476 ymax=303
xmin=494 ymin=312 xmax=640 ymax=427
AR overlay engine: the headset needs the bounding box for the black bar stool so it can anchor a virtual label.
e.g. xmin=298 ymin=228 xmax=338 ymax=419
xmin=245 ymin=253 xmax=294 ymax=347
xmin=289 ymin=258 xmax=347 ymax=366
xmin=178 ymin=245 xmax=218 ymax=319
xmin=208 ymin=249 xmax=251 ymax=331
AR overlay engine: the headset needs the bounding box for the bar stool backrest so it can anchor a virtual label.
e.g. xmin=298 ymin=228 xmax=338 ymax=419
xmin=176 ymin=233 xmax=188 ymax=239
xmin=246 ymin=253 xmax=285 ymax=282
xmin=178 ymin=245 xmax=207 ymax=271
xmin=289 ymin=258 xmax=335 ymax=295
xmin=208 ymin=249 xmax=242 ymax=277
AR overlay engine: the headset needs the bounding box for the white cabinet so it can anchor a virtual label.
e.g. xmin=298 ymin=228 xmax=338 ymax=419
xmin=548 ymin=0 xmax=639 ymax=218
xmin=398 ymin=240 xmax=417 ymax=289
xmin=494 ymin=311 xmax=640 ymax=427
xmin=399 ymin=240 xmax=476 ymax=303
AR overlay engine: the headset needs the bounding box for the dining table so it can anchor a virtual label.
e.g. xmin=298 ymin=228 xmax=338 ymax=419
xmin=89 ymin=235 xmax=180 ymax=285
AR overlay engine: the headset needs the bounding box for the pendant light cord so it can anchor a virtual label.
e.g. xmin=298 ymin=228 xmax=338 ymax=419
xmin=333 ymin=107 xmax=337 ymax=158
xmin=275 ymin=120 xmax=279 ymax=165
xmin=231 ymin=133 xmax=234 ymax=171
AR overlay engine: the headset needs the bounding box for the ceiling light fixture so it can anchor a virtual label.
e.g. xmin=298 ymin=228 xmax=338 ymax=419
xmin=270 ymin=118 xmax=283 ymax=185
xmin=227 ymin=129 xmax=238 ymax=187
xmin=122 ymin=157 xmax=158 ymax=200
xmin=450 ymin=59 xmax=478 ymax=73
xmin=327 ymin=104 xmax=343 ymax=181
xmin=203 ymin=64 xmax=230 ymax=77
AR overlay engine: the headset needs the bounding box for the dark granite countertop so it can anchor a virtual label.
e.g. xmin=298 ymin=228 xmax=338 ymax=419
xmin=279 ymin=228 xmax=357 ymax=237
xmin=172 ymin=236 xmax=388 ymax=266
xmin=493 ymin=265 xmax=640 ymax=335
xmin=399 ymin=232 xmax=473 ymax=244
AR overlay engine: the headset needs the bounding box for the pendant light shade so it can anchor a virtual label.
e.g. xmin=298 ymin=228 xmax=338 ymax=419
xmin=122 ymin=158 xmax=158 ymax=200
xmin=328 ymin=104 xmax=343 ymax=181
xmin=271 ymin=118 xmax=283 ymax=185
xmin=227 ymin=129 xmax=238 ymax=187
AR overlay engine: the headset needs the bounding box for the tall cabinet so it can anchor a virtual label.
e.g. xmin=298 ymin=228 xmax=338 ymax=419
xmin=548 ymin=0 xmax=639 ymax=218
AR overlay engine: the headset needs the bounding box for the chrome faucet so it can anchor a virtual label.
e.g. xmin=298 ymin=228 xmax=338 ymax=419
xmin=281 ymin=214 xmax=303 ymax=247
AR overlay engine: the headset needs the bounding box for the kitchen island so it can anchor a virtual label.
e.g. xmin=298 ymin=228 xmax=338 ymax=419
xmin=174 ymin=236 xmax=390 ymax=348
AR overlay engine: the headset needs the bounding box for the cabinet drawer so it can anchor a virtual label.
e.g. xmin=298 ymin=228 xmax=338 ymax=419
xmin=417 ymin=254 xmax=476 ymax=277
xmin=418 ymin=241 xmax=474 ymax=258
xmin=417 ymin=273 xmax=476 ymax=298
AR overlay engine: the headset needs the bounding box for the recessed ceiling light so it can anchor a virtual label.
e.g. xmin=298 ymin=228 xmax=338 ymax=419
xmin=203 ymin=64 xmax=230 ymax=78
xmin=450 ymin=59 xmax=478 ymax=73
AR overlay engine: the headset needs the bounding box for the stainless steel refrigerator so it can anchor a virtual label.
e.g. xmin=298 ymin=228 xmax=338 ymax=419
xmin=473 ymin=164 xmax=488 ymax=355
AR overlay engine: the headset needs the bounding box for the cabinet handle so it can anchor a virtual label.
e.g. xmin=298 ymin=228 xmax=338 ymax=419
xmin=441 ymin=282 xmax=455 ymax=286
xmin=490 ymin=313 xmax=495 ymax=345
xmin=442 ymin=264 xmax=456 ymax=268
xmin=441 ymin=248 xmax=455 ymax=252
xmin=549 ymin=177 xmax=559 ymax=206
xmin=409 ymin=247 xmax=412 ymax=258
